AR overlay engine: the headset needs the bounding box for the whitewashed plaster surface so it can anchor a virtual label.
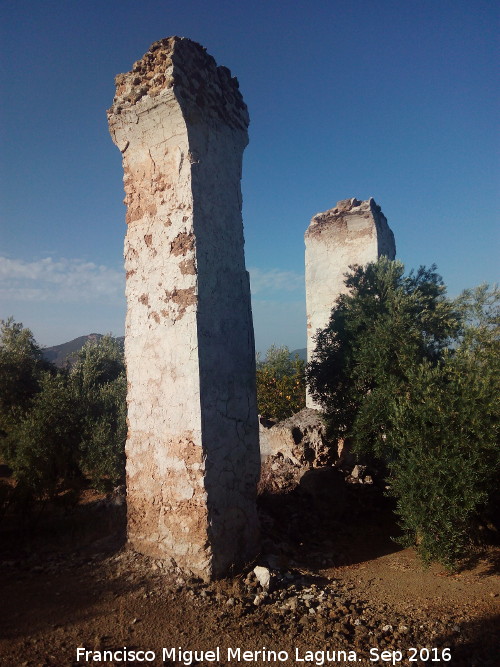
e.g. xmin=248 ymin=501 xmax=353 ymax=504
xmin=305 ymin=198 xmax=396 ymax=408
xmin=108 ymin=37 xmax=260 ymax=579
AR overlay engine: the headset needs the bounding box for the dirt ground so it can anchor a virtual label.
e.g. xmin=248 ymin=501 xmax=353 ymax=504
xmin=0 ymin=483 xmax=498 ymax=667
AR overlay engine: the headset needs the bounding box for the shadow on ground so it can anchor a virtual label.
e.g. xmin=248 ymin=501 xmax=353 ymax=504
xmin=430 ymin=613 xmax=500 ymax=667
xmin=0 ymin=494 xmax=128 ymax=641
xmin=258 ymin=467 xmax=403 ymax=571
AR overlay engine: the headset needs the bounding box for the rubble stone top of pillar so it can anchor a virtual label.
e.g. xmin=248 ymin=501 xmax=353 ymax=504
xmin=306 ymin=197 xmax=386 ymax=236
xmin=107 ymin=36 xmax=249 ymax=131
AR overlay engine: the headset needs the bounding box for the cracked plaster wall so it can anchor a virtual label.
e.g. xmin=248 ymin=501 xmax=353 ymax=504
xmin=305 ymin=198 xmax=396 ymax=408
xmin=108 ymin=37 xmax=260 ymax=579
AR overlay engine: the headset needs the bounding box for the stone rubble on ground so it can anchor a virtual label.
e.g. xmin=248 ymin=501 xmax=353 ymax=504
xmin=2 ymin=543 xmax=498 ymax=665
xmin=259 ymin=408 xmax=334 ymax=467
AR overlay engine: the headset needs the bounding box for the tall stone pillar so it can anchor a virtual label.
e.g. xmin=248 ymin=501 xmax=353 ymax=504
xmin=107 ymin=37 xmax=260 ymax=579
xmin=305 ymin=198 xmax=396 ymax=408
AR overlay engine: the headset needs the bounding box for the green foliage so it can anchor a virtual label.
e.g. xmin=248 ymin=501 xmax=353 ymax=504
xmin=9 ymin=372 xmax=83 ymax=500
xmin=307 ymin=258 xmax=460 ymax=453
xmin=307 ymin=259 xmax=499 ymax=568
xmin=71 ymin=336 xmax=126 ymax=490
xmin=256 ymin=345 xmax=306 ymax=421
xmin=71 ymin=334 xmax=125 ymax=390
xmin=0 ymin=323 xmax=127 ymax=503
xmin=387 ymin=354 xmax=499 ymax=567
xmin=454 ymin=283 xmax=500 ymax=358
xmin=0 ymin=318 xmax=52 ymax=419
xmin=0 ymin=318 xmax=56 ymax=466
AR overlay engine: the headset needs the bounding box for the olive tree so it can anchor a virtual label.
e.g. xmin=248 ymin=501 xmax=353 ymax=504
xmin=307 ymin=259 xmax=499 ymax=567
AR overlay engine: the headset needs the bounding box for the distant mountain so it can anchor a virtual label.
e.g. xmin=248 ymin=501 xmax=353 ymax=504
xmin=43 ymin=335 xmax=306 ymax=368
xmin=42 ymin=334 xmax=124 ymax=368
xmin=290 ymin=348 xmax=307 ymax=362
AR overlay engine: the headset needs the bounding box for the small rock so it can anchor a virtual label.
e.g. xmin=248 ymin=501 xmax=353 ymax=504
xmin=253 ymin=565 xmax=271 ymax=591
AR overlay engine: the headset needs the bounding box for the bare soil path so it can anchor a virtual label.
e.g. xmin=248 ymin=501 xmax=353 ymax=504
xmin=0 ymin=488 xmax=498 ymax=667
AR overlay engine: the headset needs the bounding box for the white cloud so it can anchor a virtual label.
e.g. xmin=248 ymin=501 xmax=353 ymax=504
xmin=0 ymin=258 xmax=304 ymax=304
xmin=0 ymin=257 xmax=307 ymax=351
xmin=0 ymin=256 xmax=124 ymax=303
xmin=248 ymin=267 xmax=304 ymax=295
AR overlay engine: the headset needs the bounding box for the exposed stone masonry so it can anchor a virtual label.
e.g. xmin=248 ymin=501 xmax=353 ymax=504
xmin=305 ymin=198 xmax=396 ymax=408
xmin=108 ymin=37 xmax=260 ymax=580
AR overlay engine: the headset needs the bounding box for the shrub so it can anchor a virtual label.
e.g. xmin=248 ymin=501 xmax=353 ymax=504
xmin=387 ymin=356 xmax=499 ymax=567
xmin=0 ymin=318 xmax=52 ymax=414
xmin=0 ymin=326 xmax=127 ymax=503
xmin=307 ymin=259 xmax=499 ymax=568
xmin=70 ymin=335 xmax=126 ymax=490
xmin=0 ymin=318 xmax=56 ymax=469
xmin=307 ymin=258 xmax=460 ymax=452
xmin=256 ymin=345 xmax=305 ymax=421
xmin=9 ymin=372 xmax=83 ymax=500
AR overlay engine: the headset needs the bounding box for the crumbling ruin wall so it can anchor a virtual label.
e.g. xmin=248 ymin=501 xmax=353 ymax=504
xmin=107 ymin=37 xmax=260 ymax=579
xmin=259 ymin=408 xmax=333 ymax=467
xmin=305 ymin=198 xmax=395 ymax=408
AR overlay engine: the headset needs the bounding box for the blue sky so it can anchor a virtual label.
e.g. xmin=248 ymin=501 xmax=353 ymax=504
xmin=1 ymin=0 xmax=498 ymax=353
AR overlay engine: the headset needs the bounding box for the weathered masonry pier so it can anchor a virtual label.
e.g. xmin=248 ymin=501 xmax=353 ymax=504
xmin=305 ymin=197 xmax=396 ymax=408
xmin=108 ymin=37 xmax=260 ymax=579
